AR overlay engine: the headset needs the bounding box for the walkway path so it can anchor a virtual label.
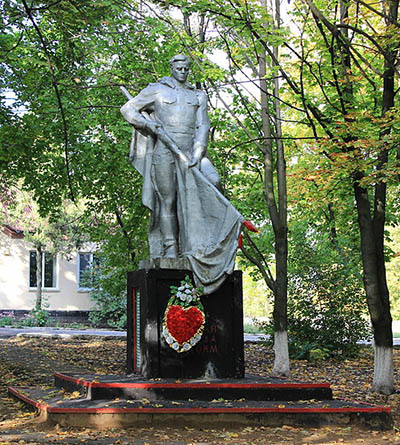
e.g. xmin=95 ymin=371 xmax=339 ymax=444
xmin=0 ymin=326 xmax=269 ymax=342
xmin=0 ymin=326 xmax=126 ymax=339
xmin=0 ymin=326 xmax=399 ymax=345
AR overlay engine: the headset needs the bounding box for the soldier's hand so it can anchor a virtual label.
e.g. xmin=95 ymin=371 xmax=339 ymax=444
xmin=189 ymin=154 xmax=200 ymax=168
xmin=145 ymin=120 xmax=162 ymax=136
xmin=189 ymin=144 xmax=205 ymax=168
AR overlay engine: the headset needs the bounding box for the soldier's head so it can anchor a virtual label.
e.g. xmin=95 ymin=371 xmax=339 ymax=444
xmin=170 ymin=54 xmax=191 ymax=84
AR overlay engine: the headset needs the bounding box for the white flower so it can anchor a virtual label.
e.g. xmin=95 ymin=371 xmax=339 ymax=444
xmin=172 ymin=342 xmax=179 ymax=350
xmin=183 ymin=343 xmax=191 ymax=351
xmin=185 ymin=288 xmax=192 ymax=294
xmin=179 ymin=294 xmax=187 ymax=302
xmin=185 ymin=283 xmax=191 ymax=289
xmin=178 ymin=286 xmax=185 ymax=291
xmin=186 ymin=296 xmax=192 ymax=303
xmin=176 ymin=291 xmax=183 ymax=298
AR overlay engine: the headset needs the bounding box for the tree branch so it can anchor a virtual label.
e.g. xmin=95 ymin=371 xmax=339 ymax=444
xmin=20 ymin=0 xmax=75 ymax=202
xmin=241 ymin=231 xmax=276 ymax=293
xmin=356 ymin=0 xmax=400 ymax=27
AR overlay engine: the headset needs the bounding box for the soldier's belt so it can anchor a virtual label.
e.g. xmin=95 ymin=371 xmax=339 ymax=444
xmin=162 ymin=125 xmax=195 ymax=134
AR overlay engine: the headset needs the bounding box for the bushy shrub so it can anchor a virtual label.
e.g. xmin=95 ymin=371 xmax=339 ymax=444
xmin=83 ymin=258 xmax=127 ymax=330
xmin=0 ymin=311 xmax=16 ymax=327
xmin=22 ymin=307 xmax=49 ymax=327
xmin=259 ymin=264 xmax=371 ymax=360
xmin=0 ymin=306 xmax=50 ymax=327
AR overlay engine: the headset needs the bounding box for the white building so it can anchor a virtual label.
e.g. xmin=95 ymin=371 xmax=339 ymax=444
xmin=0 ymin=225 xmax=95 ymax=312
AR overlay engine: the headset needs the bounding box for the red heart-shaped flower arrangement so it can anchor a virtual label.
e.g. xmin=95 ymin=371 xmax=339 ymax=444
xmin=166 ymin=305 xmax=204 ymax=344
xmin=162 ymin=275 xmax=206 ymax=353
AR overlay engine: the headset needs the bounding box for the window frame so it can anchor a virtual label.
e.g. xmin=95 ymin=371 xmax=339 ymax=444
xmin=28 ymin=250 xmax=59 ymax=291
xmin=77 ymin=252 xmax=95 ymax=291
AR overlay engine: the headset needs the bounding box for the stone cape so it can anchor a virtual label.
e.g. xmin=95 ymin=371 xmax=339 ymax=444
xmin=128 ymin=85 xmax=243 ymax=294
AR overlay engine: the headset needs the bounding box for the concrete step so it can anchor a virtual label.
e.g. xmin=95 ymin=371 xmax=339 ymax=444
xmin=9 ymin=384 xmax=392 ymax=430
xmin=54 ymin=372 xmax=333 ymax=402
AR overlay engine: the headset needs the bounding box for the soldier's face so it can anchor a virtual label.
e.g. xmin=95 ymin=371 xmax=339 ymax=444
xmin=171 ymin=62 xmax=190 ymax=83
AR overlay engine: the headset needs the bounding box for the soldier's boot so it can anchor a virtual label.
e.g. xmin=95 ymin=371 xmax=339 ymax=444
xmin=164 ymin=239 xmax=179 ymax=258
xmin=160 ymin=215 xmax=179 ymax=258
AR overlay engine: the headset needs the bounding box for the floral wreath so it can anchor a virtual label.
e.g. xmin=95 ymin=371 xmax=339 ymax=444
xmin=162 ymin=275 xmax=205 ymax=353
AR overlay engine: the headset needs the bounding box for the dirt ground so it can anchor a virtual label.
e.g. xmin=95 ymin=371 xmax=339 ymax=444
xmin=0 ymin=337 xmax=399 ymax=444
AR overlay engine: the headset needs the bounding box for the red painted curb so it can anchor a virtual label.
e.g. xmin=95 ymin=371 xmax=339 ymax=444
xmin=8 ymin=387 xmax=46 ymax=411
xmin=54 ymin=372 xmax=331 ymax=390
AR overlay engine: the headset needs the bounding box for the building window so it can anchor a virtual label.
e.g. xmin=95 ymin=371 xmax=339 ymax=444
xmin=78 ymin=252 xmax=97 ymax=290
xmin=29 ymin=251 xmax=57 ymax=288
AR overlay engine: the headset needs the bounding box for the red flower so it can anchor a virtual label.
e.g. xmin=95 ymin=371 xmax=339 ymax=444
xmin=166 ymin=305 xmax=204 ymax=344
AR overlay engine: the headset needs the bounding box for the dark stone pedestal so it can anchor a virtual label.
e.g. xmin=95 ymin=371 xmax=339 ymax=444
xmin=127 ymin=268 xmax=244 ymax=379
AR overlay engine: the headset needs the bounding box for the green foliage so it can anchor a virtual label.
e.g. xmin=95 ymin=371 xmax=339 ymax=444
xmin=1 ymin=185 xmax=87 ymax=254
xmin=23 ymin=296 xmax=50 ymax=326
xmin=287 ymin=202 xmax=371 ymax=358
xmin=243 ymin=322 xmax=263 ymax=335
xmin=387 ymin=224 xmax=400 ymax=319
xmin=84 ymin=256 xmax=127 ymax=330
xmin=259 ymin=261 xmax=371 ymax=360
xmin=0 ymin=305 xmax=49 ymax=327
xmin=1 ymin=0 xmax=178 ymax=278
xmin=168 ymin=275 xmax=205 ymax=312
xmin=0 ymin=311 xmax=15 ymax=327
xmin=308 ymin=348 xmax=331 ymax=362
xmin=242 ymin=269 xmax=272 ymax=319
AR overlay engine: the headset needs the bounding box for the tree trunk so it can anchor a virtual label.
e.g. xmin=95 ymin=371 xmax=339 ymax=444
xmin=339 ymin=0 xmax=394 ymax=393
xmin=35 ymin=246 xmax=43 ymax=310
xmin=353 ymin=179 xmax=393 ymax=393
xmin=271 ymin=0 xmax=289 ymax=375
xmin=366 ymin=0 xmax=398 ymax=394
xmin=259 ymin=0 xmax=289 ymax=376
xmin=259 ymin=65 xmax=289 ymax=375
xmin=272 ymin=231 xmax=289 ymax=375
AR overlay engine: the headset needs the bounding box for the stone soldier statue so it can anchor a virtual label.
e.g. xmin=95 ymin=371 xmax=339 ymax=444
xmin=121 ymin=55 xmax=244 ymax=293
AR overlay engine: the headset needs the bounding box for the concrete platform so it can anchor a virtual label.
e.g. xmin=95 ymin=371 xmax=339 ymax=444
xmin=9 ymin=385 xmax=392 ymax=430
xmin=54 ymin=372 xmax=333 ymax=401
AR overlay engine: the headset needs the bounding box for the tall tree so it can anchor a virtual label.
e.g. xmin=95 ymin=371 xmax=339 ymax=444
xmin=255 ymin=0 xmax=289 ymax=375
